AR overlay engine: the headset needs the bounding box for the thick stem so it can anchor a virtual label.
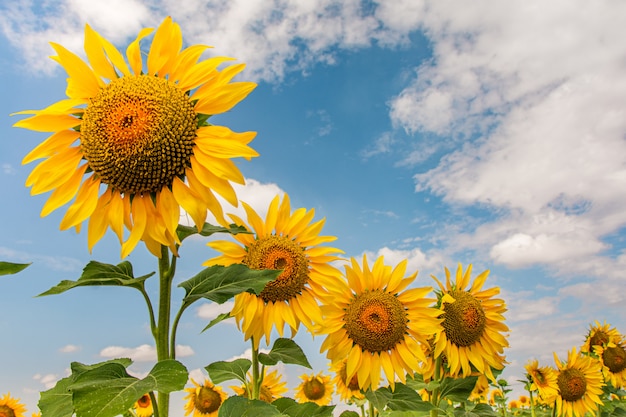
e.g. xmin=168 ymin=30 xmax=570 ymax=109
xmin=429 ymin=356 xmax=443 ymax=417
xmin=250 ymin=338 xmax=260 ymax=400
xmin=156 ymin=245 xmax=175 ymax=417
xmin=529 ymin=390 xmax=537 ymax=417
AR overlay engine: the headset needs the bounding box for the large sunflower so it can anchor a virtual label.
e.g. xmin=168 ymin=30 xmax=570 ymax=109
xmin=204 ymin=194 xmax=343 ymax=348
xmin=525 ymin=359 xmax=559 ymax=404
xmin=553 ymin=348 xmax=604 ymax=417
xmin=183 ymin=379 xmax=227 ymax=417
xmin=431 ymin=264 xmax=509 ymax=380
xmin=0 ymin=393 xmax=27 ymax=417
xmin=593 ymin=337 xmax=626 ymax=389
xmin=14 ymin=17 xmax=257 ymax=258
xmin=294 ymin=372 xmax=334 ymax=406
xmin=319 ymin=254 xmax=441 ymax=391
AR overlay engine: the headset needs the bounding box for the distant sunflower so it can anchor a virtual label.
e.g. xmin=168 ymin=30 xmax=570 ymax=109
xmin=468 ymin=374 xmax=490 ymax=403
xmin=525 ymin=359 xmax=559 ymax=403
xmin=232 ymin=369 xmax=288 ymax=403
xmin=294 ymin=372 xmax=334 ymax=406
xmin=518 ymin=395 xmax=530 ymax=408
xmin=319 ymin=255 xmax=441 ymax=390
xmin=0 ymin=393 xmax=27 ymax=417
xmin=432 ymin=264 xmax=509 ymax=380
xmin=204 ymin=194 xmax=343 ymax=348
xmin=183 ymin=379 xmax=227 ymax=417
xmin=593 ymin=338 xmax=626 ymax=389
xmin=581 ymin=321 xmax=622 ymax=353
xmin=553 ymin=348 xmax=604 ymax=417
xmin=14 ymin=17 xmax=258 ymax=258
xmin=330 ymin=359 xmax=365 ymax=402
xmin=133 ymin=393 xmax=153 ymax=417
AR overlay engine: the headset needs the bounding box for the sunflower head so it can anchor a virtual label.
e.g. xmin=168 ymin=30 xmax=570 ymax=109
xmin=133 ymin=393 xmax=153 ymax=417
xmin=553 ymin=348 xmax=605 ymax=417
xmin=330 ymin=359 xmax=365 ymax=402
xmin=581 ymin=320 xmax=622 ymax=353
xmin=432 ymin=264 xmax=509 ymax=380
xmin=294 ymin=372 xmax=334 ymax=406
xmin=183 ymin=379 xmax=227 ymax=417
xmin=231 ymin=369 xmax=288 ymax=403
xmin=14 ymin=17 xmax=258 ymax=258
xmin=0 ymin=393 xmax=27 ymax=417
xmin=593 ymin=339 xmax=626 ymax=389
xmin=525 ymin=359 xmax=559 ymax=402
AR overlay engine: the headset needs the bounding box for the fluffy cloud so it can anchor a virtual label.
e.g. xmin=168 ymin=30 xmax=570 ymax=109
xmin=99 ymin=344 xmax=194 ymax=362
xmin=196 ymin=301 xmax=235 ymax=322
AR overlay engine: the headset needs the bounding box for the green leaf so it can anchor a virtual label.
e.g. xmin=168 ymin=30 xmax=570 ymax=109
xmin=365 ymin=387 xmax=392 ymax=412
xmin=218 ymin=396 xmax=286 ymax=417
xmin=38 ymin=375 xmax=75 ymax=417
xmin=339 ymin=412 xmax=360 ymax=417
xmin=0 ymin=261 xmax=30 ymax=275
xmin=385 ymin=411 xmax=432 ymax=417
xmin=70 ymin=360 xmax=188 ymax=417
xmin=38 ymin=260 xmax=154 ymax=296
xmin=386 ymin=383 xmax=434 ymax=412
xmin=206 ymin=359 xmax=252 ymax=385
xmin=177 ymin=222 xmax=250 ymax=243
xmin=272 ymin=397 xmax=335 ymax=417
xmin=201 ymin=312 xmax=233 ymax=332
xmin=179 ymin=264 xmax=281 ymax=307
xmin=439 ymin=376 xmax=478 ymax=403
xmin=612 ymin=408 xmax=626 ymax=417
xmin=258 ymin=338 xmax=312 ymax=369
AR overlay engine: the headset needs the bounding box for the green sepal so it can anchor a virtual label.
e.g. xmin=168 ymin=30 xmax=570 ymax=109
xmin=201 ymin=312 xmax=232 ymax=332
xmin=37 ymin=260 xmax=153 ymax=296
xmin=439 ymin=376 xmax=478 ymax=403
xmin=176 ymin=222 xmax=249 ymax=243
xmin=206 ymin=358 xmax=252 ymax=385
xmin=217 ymin=396 xmax=286 ymax=416
xmin=178 ymin=264 xmax=280 ymax=308
xmin=0 ymin=261 xmax=30 ymax=275
xmin=258 ymin=338 xmax=312 ymax=369
xmin=272 ymin=397 xmax=335 ymax=417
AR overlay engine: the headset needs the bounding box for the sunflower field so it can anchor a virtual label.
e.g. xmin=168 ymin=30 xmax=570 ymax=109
xmin=2 ymin=17 xmax=625 ymax=417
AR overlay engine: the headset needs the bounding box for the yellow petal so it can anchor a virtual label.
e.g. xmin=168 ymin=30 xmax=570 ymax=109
xmin=84 ymin=24 xmax=118 ymax=80
xmin=121 ymin=195 xmax=148 ymax=258
xmin=59 ymin=176 xmax=101 ymax=230
xmin=147 ymin=17 xmax=177 ymax=76
xmin=156 ymin=186 xmax=181 ymax=244
xmin=49 ymin=42 xmax=102 ymax=98
xmin=40 ymin=164 xmax=88 ymax=216
xmin=14 ymin=113 xmax=80 ymax=132
xmin=194 ymin=82 xmax=257 ymax=115
xmin=27 ymin=147 xmax=82 ymax=193
xmin=172 ymin=176 xmax=206 ymax=231
xmin=177 ymin=56 xmax=235 ymax=92
xmin=189 ymin=155 xmax=238 ymax=206
xmin=87 ymin=188 xmax=113 ymax=252
xmin=170 ymin=44 xmax=211 ymax=83
xmin=107 ymin=192 xmax=125 ymax=243
xmin=126 ymin=27 xmax=154 ymax=75
xmin=22 ymin=130 xmax=80 ymax=164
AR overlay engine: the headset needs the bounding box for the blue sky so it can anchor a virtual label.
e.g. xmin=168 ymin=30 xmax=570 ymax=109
xmin=1 ymin=0 xmax=625 ymax=415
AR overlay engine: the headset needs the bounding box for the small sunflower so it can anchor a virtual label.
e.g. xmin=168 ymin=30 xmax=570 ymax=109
xmin=330 ymin=359 xmax=365 ymax=402
xmin=231 ymin=369 xmax=288 ymax=403
xmin=525 ymin=359 xmax=559 ymax=403
xmin=518 ymin=395 xmax=530 ymax=408
xmin=553 ymin=348 xmax=604 ymax=417
xmin=432 ymin=264 xmax=509 ymax=380
xmin=133 ymin=393 xmax=153 ymax=417
xmin=468 ymin=374 xmax=490 ymax=403
xmin=14 ymin=17 xmax=258 ymax=258
xmin=183 ymin=379 xmax=227 ymax=417
xmin=0 ymin=393 xmax=27 ymax=417
xmin=581 ymin=321 xmax=622 ymax=353
xmin=204 ymin=194 xmax=343 ymax=348
xmin=593 ymin=338 xmax=626 ymax=389
xmin=319 ymin=254 xmax=441 ymax=391
xmin=294 ymin=372 xmax=334 ymax=406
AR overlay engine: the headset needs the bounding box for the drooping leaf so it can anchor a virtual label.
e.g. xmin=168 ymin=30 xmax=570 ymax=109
xmin=38 ymin=375 xmax=75 ymax=417
xmin=365 ymin=387 xmax=392 ymax=412
xmin=217 ymin=396 xmax=285 ymax=417
xmin=70 ymin=360 xmax=187 ymax=417
xmin=386 ymin=383 xmax=434 ymax=412
xmin=201 ymin=312 xmax=233 ymax=332
xmin=38 ymin=260 xmax=154 ymax=296
xmin=206 ymin=358 xmax=252 ymax=385
xmin=272 ymin=397 xmax=335 ymax=417
xmin=0 ymin=261 xmax=31 ymax=275
xmin=439 ymin=376 xmax=478 ymax=403
xmin=338 ymin=412 xmax=360 ymax=417
xmin=178 ymin=264 xmax=280 ymax=307
xmin=453 ymin=403 xmax=498 ymax=417
xmin=177 ymin=222 xmax=250 ymax=243
xmin=258 ymin=338 xmax=311 ymax=369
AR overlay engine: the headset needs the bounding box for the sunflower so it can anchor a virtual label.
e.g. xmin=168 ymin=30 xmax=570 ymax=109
xmin=468 ymin=374 xmax=490 ymax=403
xmin=204 ymin=194 xmax=343 ymax=348
xmin=0 ymin=393 xmax=27 ymax=417
xmin=183 ymin=379 xmax=228 ymax=417
xmin=132 ymin=393 xmax=153 ymax=417
xmin=593 ymin=337 xmax=626 ymax=389
xmin=13 ymin=17 xmax=258 ymax=258
xmin=553 ymin=348 xmax=604 ymax=417
xmin=231 ymin=369 xmax=288 ymax=403
xmin=294 ymin=372 xmax=334 ymax=406
xmin=518 ymin=395 xmax=530 ymax=407
xmin=318 ymin=254 xmax=441 ymax=391
xmin=431 ymin=264 xmax=509 ymax=380
xmin=330 ymin=359 xmax=365 ymax=402
xmin=581 ymin=321 xmax=622 ymax=353
xmin=525 ymin=359 xmax=559 ymax=403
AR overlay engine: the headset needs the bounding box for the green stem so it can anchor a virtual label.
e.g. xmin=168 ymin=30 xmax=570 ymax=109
xmin=140 ymin=287 xmax=157 ymax=339
xmin=149 ymin=391 xmax=159 ymax=417
xmin=430 ymin=356 xmax=442 ymax=417
xmin=250 ymin=338 xmax=260 ymax=400
xmin=359 ymin=403 xmax=366 ymax=417
xmin=368 ymin=401 xmax=376 ymax=417
xmin=169 ymin=305 xmax=186 ymax=360
xmin=529 ymin=390 xmax=537 ymax=417
xmin=156 ymin=245 xmax=175 ymax=417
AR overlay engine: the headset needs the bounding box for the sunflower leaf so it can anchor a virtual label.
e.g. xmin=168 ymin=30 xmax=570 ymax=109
xmin=178 ymin=264 xmax=280 ymax=306
xmin=385 ymin=383 xmax=434 ymax=412
xmin=272 ymin=397 xmax=335 ymax=417
xmin=70 ymin=359 xmax=187 ymax=417
xmin=205 ymin=358 xmax=251 ymax=384
xmin=218 ymin=396 xmax=286 ymax=417
xmin=339 ymin=412 xmax=360 ymax=417
xmin=38 ymin=375 xmax=75 ymax=417
xmin=439 ymin=376 xmax=478 ymax=403
xmin=258 ymin=338 xmax=312 ymax=369
xmin=453 ymin=403 xmax=498 ymax=417
xmin=176 ymin=222 xmax=250 ymax=242
xmin=37 ymin=260 xmax=154 ymax=296
xmin=201 ymin=312 xmax=233 ymax=332
xmin=365 ymin=387 xmax=392 ymax=411
xmin=0 ymin=261 xmax=31 ymax=275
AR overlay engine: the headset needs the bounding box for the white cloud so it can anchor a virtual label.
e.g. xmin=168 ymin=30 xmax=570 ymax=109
xmin=361 ymin=246 xmax=446 ymax=280
xmin=2 ymin=163 xmax=16 ymax=175
xmin=196 ymin=301 xmax=235 ymax=322
xmin=59 ymin=344 xmax=81 ymax=353
xmin=0 ymin=246 xmax=83 ymax=272
xmin=33 ymin=372 xmax=63 ymax=389
xmin=99 ymin=344 xmax=194 ymax=362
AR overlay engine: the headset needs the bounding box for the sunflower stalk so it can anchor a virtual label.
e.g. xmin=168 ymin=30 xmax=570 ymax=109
xmin=430 ymin=355 xmax=443 ymax=417
xmin=250 ymin=338 xmax=261 ymax=400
